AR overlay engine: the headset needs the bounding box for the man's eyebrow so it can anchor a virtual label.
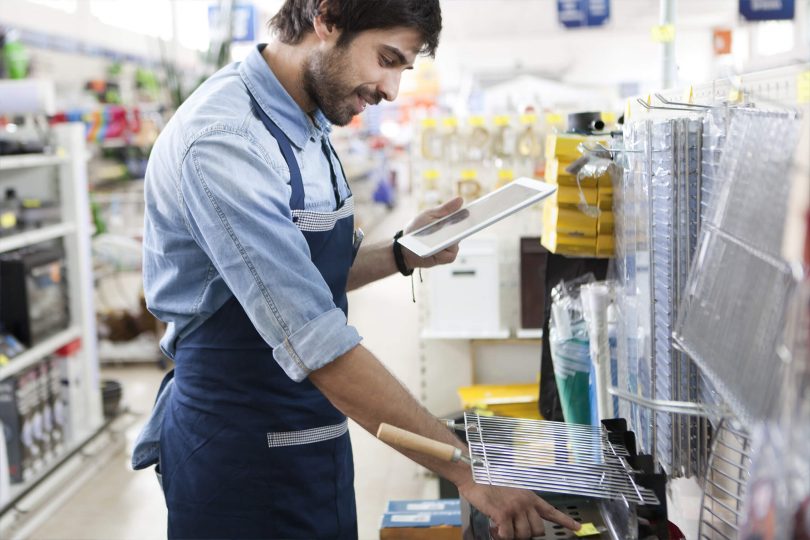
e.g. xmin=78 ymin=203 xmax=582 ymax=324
xmin=381 ymin=44 xmax=412 ymax=66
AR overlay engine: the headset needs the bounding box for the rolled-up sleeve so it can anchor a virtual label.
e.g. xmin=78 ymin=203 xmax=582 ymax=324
xmin=179 ymin=128 xmax=361 ymax=382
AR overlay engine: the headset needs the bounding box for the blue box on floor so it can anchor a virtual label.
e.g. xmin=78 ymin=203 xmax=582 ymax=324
xmin=386 ymin=499 xmax=460 ymax=513
xmin=380 ymin=499 xmax=461 ymax=539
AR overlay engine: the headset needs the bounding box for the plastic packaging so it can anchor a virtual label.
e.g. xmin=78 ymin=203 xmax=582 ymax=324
xmin=549 ymin=274 xmax=597 ymax=425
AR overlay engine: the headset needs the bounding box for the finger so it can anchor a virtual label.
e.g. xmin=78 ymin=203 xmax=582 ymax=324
xmin=432 ymin=196 xmax=463 ymax=216
xmin=527 ymin=510 xmax=546 ymax=538
xmin=435 ymin=250 xmax=457 ymax=265
xmin=536 ymin=500 xmax=580 ymax=531
xmin=513 ymin=514 xmax=532 ymax=539
xmin=497 ymin=519 xmax=515 ymax=540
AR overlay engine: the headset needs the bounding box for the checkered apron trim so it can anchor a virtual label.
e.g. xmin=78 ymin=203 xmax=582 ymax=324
xmin=266 ymin=419 xmax=349 ymax=447
xmin=292 ymin=196 xmax=354 ymax=232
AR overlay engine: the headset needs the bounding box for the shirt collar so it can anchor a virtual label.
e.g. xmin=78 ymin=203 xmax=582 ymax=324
xmin=239 ymin=44 xmax=331 ymax=149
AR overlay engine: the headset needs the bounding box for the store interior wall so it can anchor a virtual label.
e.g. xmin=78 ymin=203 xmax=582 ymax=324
xmin=3 ymin=0 xmax=808 ymax=116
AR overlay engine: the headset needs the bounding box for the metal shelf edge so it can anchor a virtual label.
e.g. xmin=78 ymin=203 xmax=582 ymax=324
xmin=0 ymin=326 xmax=83 ymax=381
xmin=0 ymin=222 xmax=77 ymax=254
xmin=0 ymin=154 xmax=69 ymax=171
xmin=420 ymin=329 xmax=511 ymax=340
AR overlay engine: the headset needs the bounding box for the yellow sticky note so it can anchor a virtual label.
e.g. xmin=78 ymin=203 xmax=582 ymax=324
xmin=651 ymin=24 xmax=675 ymax=43
xmin=574 ymin=522 xmax=600 ymax=537
xmin=0 ymin=212 xmax=16 ymax=230
xmin=798 ymin=71 xmax=810 ymax=104
xmin=683 ymin=85 xmax=694 ymax=104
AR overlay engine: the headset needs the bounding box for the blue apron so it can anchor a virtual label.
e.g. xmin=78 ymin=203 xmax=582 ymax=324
xmin=159 ymin=92 xmax=358 ymax=539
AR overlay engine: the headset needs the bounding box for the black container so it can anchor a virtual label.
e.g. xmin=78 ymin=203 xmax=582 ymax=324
xmin=101 ymin=379 xmax=122 ymax=419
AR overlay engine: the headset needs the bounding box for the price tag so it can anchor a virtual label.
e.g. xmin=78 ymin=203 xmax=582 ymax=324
xmin=0 ymin=212 xmax=16 ymax=230
xmin=798 ymin=71 xmax=810 ymax=104
xmin=574 ymin=522 xmax=601 ymax=537
xmin=391 ymin=513 xmax=430 ymax=523
xmin=651 ymin=24 xmax=675 ymax=43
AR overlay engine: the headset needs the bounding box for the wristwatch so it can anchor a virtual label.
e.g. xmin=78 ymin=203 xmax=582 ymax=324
xmin=392 ymin=230 xmax=413 ymax=276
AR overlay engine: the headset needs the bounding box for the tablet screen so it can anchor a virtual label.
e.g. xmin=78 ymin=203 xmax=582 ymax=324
xmin=412 ymin=183 xmax=542 ymax=248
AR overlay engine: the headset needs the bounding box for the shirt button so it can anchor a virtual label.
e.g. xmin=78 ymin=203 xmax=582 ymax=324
xmin=292 ymin=216 xmax=299 ymax=223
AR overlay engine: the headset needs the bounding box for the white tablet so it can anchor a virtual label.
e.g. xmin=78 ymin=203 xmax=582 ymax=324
xmin=398 ymin=177 xmax=557 ymax=258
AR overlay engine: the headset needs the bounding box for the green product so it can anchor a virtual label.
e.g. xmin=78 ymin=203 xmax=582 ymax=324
xmin=3 ymin=40 xmax=29 ymax=79
xmin=554 ymin=370 xmax=591 ymax=425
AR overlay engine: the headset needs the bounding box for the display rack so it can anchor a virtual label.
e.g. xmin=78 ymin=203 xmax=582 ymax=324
xmin=613 ymin=63 xmax=810 ymax=538
xmin=0 ymin=123 xmax=104 ymax=533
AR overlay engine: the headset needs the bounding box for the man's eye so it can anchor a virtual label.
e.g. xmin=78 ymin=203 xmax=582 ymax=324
xmin=380 ymin=56 xmax=393 ymax=67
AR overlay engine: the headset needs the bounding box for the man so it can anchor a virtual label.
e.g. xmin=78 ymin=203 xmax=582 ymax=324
xmin=140 ymin=1 xmax=580 ymax=538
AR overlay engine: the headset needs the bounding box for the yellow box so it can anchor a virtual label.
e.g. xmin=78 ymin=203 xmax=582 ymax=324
xmin=550 ymin=186 xmax=599 ymax=208
xmin=458 ymin=384 xmax=542 ymax=420
xmin=544 ymin=205 xmax=598 ymax=237
xmin=544 ymin=158 xmax=599 ymax=188
xmin=597 ymin=212 xmax=614 ymax=234
xmin=545 ymin=133 xmax=608 ymax=161
xmin=596 ymin=234 xmax=615 ymax=257
xmin=598 ymin=183 xmax=614 ymax=195
xmin=541 ymin=231 xmax=597 ymax=256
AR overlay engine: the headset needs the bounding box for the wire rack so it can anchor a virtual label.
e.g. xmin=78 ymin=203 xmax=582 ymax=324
xmin=698 ymin=421 xmax=751 ymax=540
xmin=463 ymin=412 xmax=660 ymax=505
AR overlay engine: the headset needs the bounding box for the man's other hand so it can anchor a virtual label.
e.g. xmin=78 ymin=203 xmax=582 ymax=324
xmin=401 ymin=197 xmax=464 ymax=270
xmin=459 ymin=480 xmax=581 ymax=539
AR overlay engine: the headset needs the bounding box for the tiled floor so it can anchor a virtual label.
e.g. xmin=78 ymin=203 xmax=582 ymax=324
xmin=29 ymin=199 xmax=437 ymax=540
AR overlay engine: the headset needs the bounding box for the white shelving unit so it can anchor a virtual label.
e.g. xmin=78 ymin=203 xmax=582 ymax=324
xmin=0 ymin=123 xmax=103 ymax=531
xmin=415 ymin=207 xmax=547 ymax=415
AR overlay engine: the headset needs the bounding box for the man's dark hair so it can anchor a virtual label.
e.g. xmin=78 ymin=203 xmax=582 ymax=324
xmin=268 ymin=0 xmax=441 ymax=57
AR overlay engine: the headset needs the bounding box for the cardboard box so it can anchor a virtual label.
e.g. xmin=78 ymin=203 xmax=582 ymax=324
xmin=541 ymin=231 xmax=597 ymax=256
xmin=545 ymin=133 xmax=608 ymax=161
xmin=387 ymin=500 xmax=460 ymax=513
xmin=544 ymin=206 xmax=598 ymax=238
xmin=546 ymin=187 xmax=599 ymax=209
xmin=597 ymin=234 xmax=615 ymax=257
xmin=597 ymin=212 xmax=615 ymax=235
xmin=544 ymin=158 xmax=598 ymax=188
xmin=0 ymin=367 xmax=43 ymax=483
xmin=380 ymin=511 xmax=461 ymax=540
xmin=46 ymin=356 xmax=66 ymax=457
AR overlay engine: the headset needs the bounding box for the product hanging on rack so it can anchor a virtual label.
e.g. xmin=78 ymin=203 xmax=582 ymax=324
xmin=674 ymin=108 xmax=802 ymax=425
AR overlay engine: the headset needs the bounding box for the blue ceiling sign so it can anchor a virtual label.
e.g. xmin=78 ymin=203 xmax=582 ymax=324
xmin=558 ymin=0 xmax=611 ymax=29
xmin=739 ymin=0 xmax=795 ymax=21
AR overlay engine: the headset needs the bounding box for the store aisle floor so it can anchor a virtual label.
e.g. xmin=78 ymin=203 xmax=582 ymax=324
xmin=30 ymin=195 xmax=437 ymax=540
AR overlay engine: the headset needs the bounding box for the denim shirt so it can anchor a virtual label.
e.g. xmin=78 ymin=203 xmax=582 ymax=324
xmin=143 ymin=44 xmax=362 ymax=382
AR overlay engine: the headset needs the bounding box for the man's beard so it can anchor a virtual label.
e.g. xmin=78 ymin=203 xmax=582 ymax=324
xmin=302 ymin=46 xmax=380 ymax=127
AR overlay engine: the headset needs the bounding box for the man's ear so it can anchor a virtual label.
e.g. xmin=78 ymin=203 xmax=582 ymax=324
xmin=312 ymin=2 xmax=338 ymax=44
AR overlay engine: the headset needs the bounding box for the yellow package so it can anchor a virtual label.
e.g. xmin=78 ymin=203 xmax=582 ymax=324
xmin=545 ymin=158 xmax=599 ymax=188
xmin=552 ymin=186 xmax=598 ymax=207
xmin=596 ymin=234 xmax=615 ymax=257
xmin=597 ymin=212 xmax=614 ymax=234
xmin=542 ymin=231 xmax=597 ymax=255
xmin=545 ymin=133 xmax=608 ymax=161
xmin=544 ymin=206 xmax=598 ymax=237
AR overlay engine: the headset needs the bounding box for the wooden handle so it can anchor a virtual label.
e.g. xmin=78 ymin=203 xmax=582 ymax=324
xmin=376 ymin=423 xmax=459 ymax=462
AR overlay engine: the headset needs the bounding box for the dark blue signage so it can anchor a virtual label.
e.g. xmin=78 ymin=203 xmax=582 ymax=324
xmin=208 ymin=3 xmax=257 ymax=42
xmin=739 ymin=0 xmax=794 ymax=21
xmin=558 ymin=0 xmax=611 ymax=29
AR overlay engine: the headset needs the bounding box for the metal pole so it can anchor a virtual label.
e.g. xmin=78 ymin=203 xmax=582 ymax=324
xmin=660 ymin=0 xmax=677 ymax=88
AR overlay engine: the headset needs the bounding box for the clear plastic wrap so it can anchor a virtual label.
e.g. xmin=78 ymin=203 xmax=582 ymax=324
xmin=674 ymin=108 xmax=802 ymax=424
xmin=549 ymin=274 xmax=597 ymax=425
